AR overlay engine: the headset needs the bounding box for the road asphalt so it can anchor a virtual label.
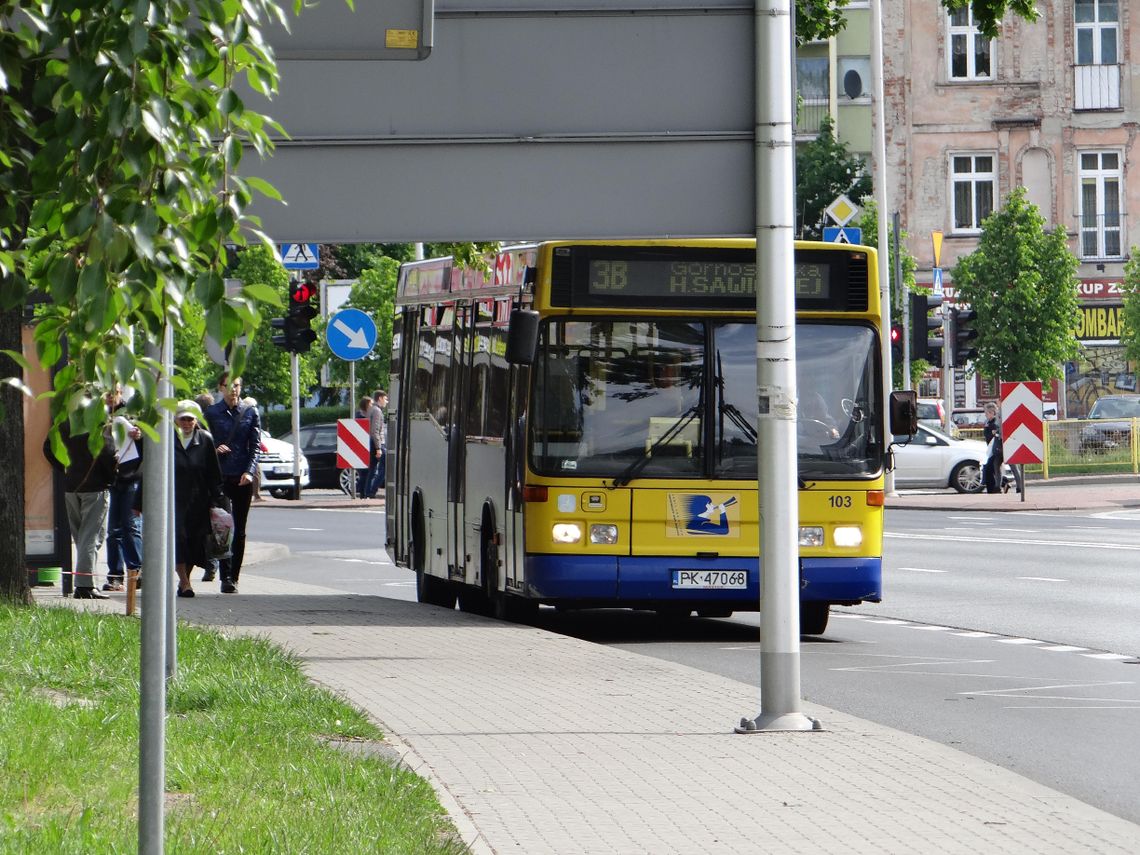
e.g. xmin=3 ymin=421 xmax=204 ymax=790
xmin=32 ymin=477 xmax=1140 ymax=853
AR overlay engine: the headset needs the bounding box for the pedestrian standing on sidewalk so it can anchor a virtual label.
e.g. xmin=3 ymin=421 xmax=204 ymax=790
xmin=173 ymin=400 xmax=223 ymax=598
xmin=194 ymin=392 xmax=221 ymax=582
xmin=43 ymin=408 xmax=118 ymax=600
xmin=982 ymin=402 xmax=1004 ymax=494
xmin=204 ymin=374 xmax=260 ymax=593
xmin=103 ymin=384 xmax=143 ymax=592
xmin=366 ymin=389 xmax=388 ymax=499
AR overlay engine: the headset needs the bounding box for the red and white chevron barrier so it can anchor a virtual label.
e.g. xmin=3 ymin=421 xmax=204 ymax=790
xmin=337 ymin=417 xmax=371 ymax=470
xmin=1000 ymin=381 xmax=1044 ymax=465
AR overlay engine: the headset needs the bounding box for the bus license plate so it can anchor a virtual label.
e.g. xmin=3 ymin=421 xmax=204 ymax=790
xmin=672 ymin=570 xmax=747 ymax=590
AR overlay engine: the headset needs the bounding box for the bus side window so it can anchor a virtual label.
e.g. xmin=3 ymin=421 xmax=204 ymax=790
xmin=429 ymin=327 xmax=453 ymax=429
xmin=485 ymin=328 xmax=509 ymax=440
xmin=412 ymin=327 xmax=434 ymax=418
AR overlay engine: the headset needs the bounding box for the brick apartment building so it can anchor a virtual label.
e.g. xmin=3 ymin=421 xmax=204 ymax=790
xmin=883 ymin=0 xmax=1138 ymax=415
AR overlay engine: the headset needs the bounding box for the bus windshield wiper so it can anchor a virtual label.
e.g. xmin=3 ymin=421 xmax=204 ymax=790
xmin=719 ymin=401 xmax=756 ymax=444
xmin=611 ymin=405 xmax=701 ymax=488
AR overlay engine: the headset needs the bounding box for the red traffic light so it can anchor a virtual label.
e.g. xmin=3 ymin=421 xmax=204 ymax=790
xmin=290 ymin=280 xmax=316 ymax=303
xmin=891 ymin=324 xmax=902 ymax=343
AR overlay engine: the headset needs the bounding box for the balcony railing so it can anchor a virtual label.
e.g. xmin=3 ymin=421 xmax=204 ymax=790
xmin=795 ymin=99 xmax=830 ymax=138
xmin=1077 ymin=211 xmax=1126 ymax=260
xmin=1074 ymin=64 xmax=1120 ymax=110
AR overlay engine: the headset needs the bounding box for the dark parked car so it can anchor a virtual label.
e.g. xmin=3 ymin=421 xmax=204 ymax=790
xmin=278 ymin=423 xmax=355 ymax=493
xmin=1079 ymin=395 xmax=1140 ymax=453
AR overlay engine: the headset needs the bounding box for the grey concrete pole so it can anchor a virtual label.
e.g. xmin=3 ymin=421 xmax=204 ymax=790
xmin=139 ymin=326 xmax=173 ymax=854
xmin=738 ymin=0 xmax=816 ymax=734
xmin=872 ymin=0 xmax=895 ymax=493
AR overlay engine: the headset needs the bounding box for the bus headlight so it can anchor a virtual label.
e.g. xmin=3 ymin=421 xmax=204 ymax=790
xmin=589 ymin=524 xmax=619 ymax=545
xmin=833 ymin=526 xmax=863 ymax=547
xmin=798 ymin=526 xmax=824 ymax=547
xmin=552 ymin=523 xmax=582 ymax=544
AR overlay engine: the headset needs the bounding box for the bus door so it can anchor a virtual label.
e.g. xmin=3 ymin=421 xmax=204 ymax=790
xmin=410 ymin=307 xmax=452 ymax=579
xmin=504 ymin=359 xmax=528 ymax=589
xmin=388 ymin=310 xmax=410 ymax=564
xmin=447 ymin=303 xmax=473 ymax=583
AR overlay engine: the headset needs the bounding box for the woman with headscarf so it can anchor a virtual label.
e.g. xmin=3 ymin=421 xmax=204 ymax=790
xmin=173 ymin=400 xmax=223 ymax=597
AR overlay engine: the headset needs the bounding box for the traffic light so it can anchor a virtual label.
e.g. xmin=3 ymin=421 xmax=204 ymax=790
xmin=909 ymin=291 xmax=943 ymax=363
xmin=890 ymin=323 xmax=903 ymax=365
xmin=949 ymin=306 xmax=978 ymax=368
xmin=271 ymin=279 xmax=319 ymax=353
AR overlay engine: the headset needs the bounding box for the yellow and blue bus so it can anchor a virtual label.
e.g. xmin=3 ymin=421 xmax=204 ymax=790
xmin=386 ymin=240 xmax=912 ymax=634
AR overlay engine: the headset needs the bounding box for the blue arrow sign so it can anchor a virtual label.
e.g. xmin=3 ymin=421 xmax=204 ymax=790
xmin=327 ymin=308 xmax=377 ymax=361
xmin=822 ymin=227 xmax=862 ymax=245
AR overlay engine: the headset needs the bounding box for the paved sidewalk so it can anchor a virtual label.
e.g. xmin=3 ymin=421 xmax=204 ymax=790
xmin=889 ymin=474 xmax=1140 ymax=513
xmin=34 ymin=546 xmax=1140 ymax=854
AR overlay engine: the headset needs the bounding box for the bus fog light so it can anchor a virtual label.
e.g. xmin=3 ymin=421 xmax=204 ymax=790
xmin=798 ymin=526 xmax=824 ymax=547
xmin=833 ymin=526 xmax=863 ymax=547
xmin=589 ymin=524 xmax=619 ymax=544
xmin=552 ymin=523 xmax=582 ymax=544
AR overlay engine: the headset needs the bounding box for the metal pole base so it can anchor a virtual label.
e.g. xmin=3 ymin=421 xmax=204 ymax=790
xmin=735 ymin=713 xmax=822 ymax=734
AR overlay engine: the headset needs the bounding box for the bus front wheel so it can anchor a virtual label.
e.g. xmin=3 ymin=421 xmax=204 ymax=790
xmin=413 ymin=513 xmax=455 ymax=609
xmin=800 ymin=602 xmax=830 ymax=635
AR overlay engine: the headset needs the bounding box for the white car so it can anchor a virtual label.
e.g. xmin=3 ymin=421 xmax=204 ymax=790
xmin=257 ymin=430 xmax=311 ymax=499
xmin=891 ymin=423 xmax=1009 ymax=494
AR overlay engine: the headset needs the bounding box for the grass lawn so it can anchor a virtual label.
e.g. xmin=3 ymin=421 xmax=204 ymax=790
xmin=0 ymin=603 xmax=466 ymax=854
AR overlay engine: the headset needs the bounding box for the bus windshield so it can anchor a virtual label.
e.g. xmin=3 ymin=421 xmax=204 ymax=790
xmin=529 ymin=318 xmax=881 ymax=481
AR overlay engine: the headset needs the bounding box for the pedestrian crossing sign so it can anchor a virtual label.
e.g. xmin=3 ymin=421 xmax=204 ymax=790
xmin=280 ymin=243 xmax=320 ymax=270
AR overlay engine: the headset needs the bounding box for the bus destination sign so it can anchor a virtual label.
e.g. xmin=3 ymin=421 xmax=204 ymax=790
xmin=588 ymin=259 xmax=830 ymax=301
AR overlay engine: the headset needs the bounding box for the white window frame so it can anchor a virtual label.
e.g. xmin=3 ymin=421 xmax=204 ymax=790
xmin=1075 ymin=0 xmax=1119 ymax=66
xmin=1078 ymin=150 xmax=1123 ymax=260
xmin=949 ymin=153 xmax=997 ymax=234
xmin=947 ymin=8 xmax=994 ymax=81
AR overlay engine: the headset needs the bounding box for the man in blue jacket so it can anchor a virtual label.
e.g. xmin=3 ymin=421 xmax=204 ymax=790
xmin=204 ymin=374 xmax=260 ymax=593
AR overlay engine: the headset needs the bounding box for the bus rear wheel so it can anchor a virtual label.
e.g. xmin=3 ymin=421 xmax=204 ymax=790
xmin=799 ymin=602 xmax=830 ymax=635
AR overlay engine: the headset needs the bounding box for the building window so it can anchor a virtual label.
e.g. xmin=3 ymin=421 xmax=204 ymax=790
xmin=951 ymin=154 xmax=995 ymax=232
xmin=1079 ymin=151 xmax=1123 ymax=259
xmin=1075 ymin=0 xmax=1118 ymax=65
xmin=837 ymin=57 xmax=871 ymax=101
xmin=947 ymin=8 xmax=993 ymax=80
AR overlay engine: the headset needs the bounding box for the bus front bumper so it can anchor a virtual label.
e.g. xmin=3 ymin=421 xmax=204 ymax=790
xmin=524 ymin=555 xmax=881 ymax=608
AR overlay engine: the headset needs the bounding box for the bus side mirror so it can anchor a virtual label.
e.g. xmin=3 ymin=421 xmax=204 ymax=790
xmin=506 ymin=309 xmax=539 ymax=365
xmin=889 ymin=390 xmax=918 ymax=436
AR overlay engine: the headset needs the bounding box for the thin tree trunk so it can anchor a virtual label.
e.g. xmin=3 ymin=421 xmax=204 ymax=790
xmin=0 ymin=305 xmax=31 ymax=605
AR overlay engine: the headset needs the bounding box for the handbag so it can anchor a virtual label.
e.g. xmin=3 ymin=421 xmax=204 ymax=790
xmin=207 ymin=500 xmax=235 ymax=559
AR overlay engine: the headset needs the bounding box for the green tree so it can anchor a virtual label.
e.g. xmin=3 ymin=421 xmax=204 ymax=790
xmin=950 ymin=187 xmax=1080 ymax=383
xmin=795 ymin=117 xmax=872 ymax=239
xmin=1120 ymin=252 xmax=1140 ymax=366
xmin=0 ymin=0 xmax=292 ymax=602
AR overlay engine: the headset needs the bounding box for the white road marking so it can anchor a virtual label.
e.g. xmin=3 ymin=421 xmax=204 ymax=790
xmin=1016 ymin=576 xmax=1069 ymax=583
xmin=908 ymin=625 xmax=953 ymax=632
xmin=1082 ymin=652 xmax=1132 ymax=661
xmin=954 ymin=631 xmax=997 ymax=638
xmin=886 ymin=531 xmax=1140 ymax=551
xmin=289 ymin=527 xmax=324 ymax=531
xmin=867 ymin=619 xmax=911 ymax=625
xmin=991 ymin=528 xmax=1038 ymax=533
xmin=900 ymin=567 xmax=946 ymax=573
xmin=997 ymin=638 xmax=1046 ymax=645
xmin=1040 ymin=645 xmax=1088 ymax=652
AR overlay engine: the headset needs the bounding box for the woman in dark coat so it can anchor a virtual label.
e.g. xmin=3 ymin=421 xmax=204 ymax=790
xmin=174 ymin=400 xmax=223 ymax=597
